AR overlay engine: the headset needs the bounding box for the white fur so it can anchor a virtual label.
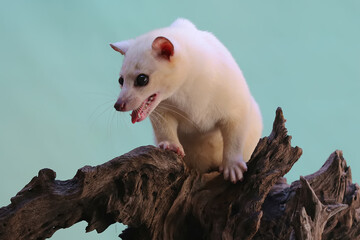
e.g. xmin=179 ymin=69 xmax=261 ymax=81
xmin=111 ymin=18 xmax=263 ymax=182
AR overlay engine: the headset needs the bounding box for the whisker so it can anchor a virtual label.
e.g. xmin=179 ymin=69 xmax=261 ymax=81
xmin=109 ymin=109 xmax=117 ymax=137
xmin=106 ymin=109 xmax=114 ymax=138
xmin=88 ymin=99 xmax=116 ymax=122
xmin=156 ymin=104 xmax=200 ymax=132
xmin=151 ymin=110 xmax=166 ymax=124
xmin=116 ymin=111 xmax=120 ymax=131
xmin=112 ymin=108 xmax=136 ymax=131
xmin=84 ymin=91 xmax=117 ymax=98
xmin=89 ymin=104 xmax=113 ymax=130
xmin=158 ymin=103 xmax=193 ymax=121
xmin=117 ymin=111 xmax=129 ymax=128
xmin=149 ymin=111 xmax=162 ymax=130
xmin=150 ymin=110 xmax=169 ymax=136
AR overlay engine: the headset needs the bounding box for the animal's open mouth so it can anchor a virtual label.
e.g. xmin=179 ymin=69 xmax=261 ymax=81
xmin=131 ymin=93 xmax=157 ymax=123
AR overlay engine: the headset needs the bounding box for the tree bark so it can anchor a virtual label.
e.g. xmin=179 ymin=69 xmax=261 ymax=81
xmin=0 ymin=108 xmax=359 ymax=240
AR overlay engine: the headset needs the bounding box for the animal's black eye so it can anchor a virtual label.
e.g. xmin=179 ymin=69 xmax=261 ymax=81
xmin=118 ymin=76 xmax=124 ymax=86
xmin=135 ymin=74 xmax=149 ymax=87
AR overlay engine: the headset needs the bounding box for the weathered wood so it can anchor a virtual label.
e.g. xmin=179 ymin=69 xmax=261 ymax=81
xmin=253 ymin=150 xmax=360 ymax=240
xmin=0 ymin=108 xmax=359 ymax=240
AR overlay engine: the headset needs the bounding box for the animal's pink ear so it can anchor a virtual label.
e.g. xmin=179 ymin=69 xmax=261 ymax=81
xmin=152 ymin=36 xmax=174 ymax=61
xmin=110 ymin=40 xmax=132 ymax=55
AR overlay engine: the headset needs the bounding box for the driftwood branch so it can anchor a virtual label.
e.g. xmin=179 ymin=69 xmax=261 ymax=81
xmin=0 ymin=108 xmax=359 ymax=240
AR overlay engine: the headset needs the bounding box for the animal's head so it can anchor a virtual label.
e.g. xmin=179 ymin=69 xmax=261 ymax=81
xmin=111 ymin=35 xmax=183 ymax=123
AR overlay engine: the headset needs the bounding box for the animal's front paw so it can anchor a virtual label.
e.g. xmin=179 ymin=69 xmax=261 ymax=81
xmin=219 ymin=156 xmax=248 ymax=183
xmin=158 ymin=141 xmax=185 ymax=158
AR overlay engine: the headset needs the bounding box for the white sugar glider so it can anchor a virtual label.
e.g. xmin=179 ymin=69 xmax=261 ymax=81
xmin=110 ymin=18 xmax=262 ymax=183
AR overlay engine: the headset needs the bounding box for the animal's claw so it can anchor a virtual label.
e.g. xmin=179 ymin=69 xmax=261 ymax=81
xmin=221 ymin=156 xmax=247 ymax=183
xmin=158 ymin=141 xmax=185 ymax=158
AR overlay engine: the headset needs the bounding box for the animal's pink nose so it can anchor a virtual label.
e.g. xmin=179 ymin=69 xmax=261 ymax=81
xmin=114 ymin=102 xmax=126 ymax=111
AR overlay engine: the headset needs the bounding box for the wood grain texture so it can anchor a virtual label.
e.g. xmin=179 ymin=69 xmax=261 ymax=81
xmin=0 ymin=108 xmax=359 ymax=240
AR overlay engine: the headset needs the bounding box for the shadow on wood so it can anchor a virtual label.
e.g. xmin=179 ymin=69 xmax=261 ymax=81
xmin=0 ymin=108 xmax=359 ymax=240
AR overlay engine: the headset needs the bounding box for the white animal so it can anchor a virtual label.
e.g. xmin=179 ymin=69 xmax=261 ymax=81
xmin=110 ymin=18 xmax=262 ymax=183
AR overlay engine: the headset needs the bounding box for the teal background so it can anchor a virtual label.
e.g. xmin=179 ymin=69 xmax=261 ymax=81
xmin=1 ymin=1 xmax=359 ymax=239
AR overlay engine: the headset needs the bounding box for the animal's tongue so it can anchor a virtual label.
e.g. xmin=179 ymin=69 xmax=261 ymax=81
xmin=130 ymin=93 xmax=157 ymax=124
xmin=131 ymin=104 xmax=146 ymax=124
xmin=131 ymin=110 xmax=140 ymax=124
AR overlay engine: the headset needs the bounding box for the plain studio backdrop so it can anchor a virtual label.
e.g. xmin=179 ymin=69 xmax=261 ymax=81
xmin=0 ymin=1 xmax=359 ymax=239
